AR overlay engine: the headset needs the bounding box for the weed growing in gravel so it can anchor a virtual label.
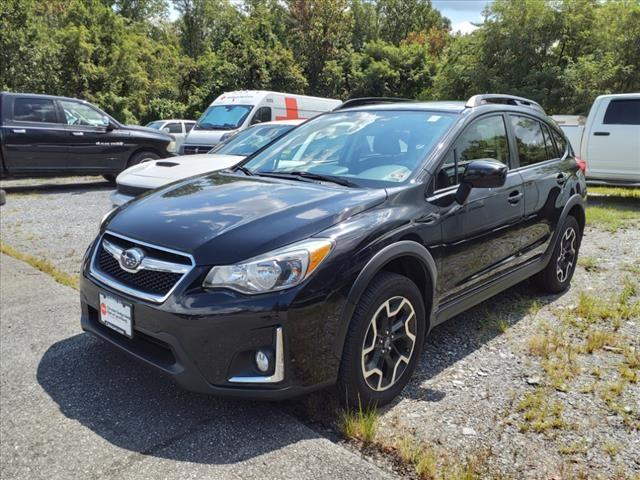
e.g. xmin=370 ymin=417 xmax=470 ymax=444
xmin=0 ymin=242 xmax=79 ymax=290
xmin=601 ymin=440 xmax=621 ymax=458
xmin=516 ymin=389 xmax=566 ymax=433
xmin=339 ymin=404 xmax=378 ymax=443
xmin=558 ymin=438 xmax=588 ymax=455
xmin=577 ymin=256 xmax=602 ymax=272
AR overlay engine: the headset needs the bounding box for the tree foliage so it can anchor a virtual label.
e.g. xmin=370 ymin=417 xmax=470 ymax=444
xmin=1 ymin=0 xmax=638 ymax=123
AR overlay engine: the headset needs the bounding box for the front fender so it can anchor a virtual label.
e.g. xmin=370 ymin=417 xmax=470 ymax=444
xmin=334 ymin=240 xmax=438 ymax=362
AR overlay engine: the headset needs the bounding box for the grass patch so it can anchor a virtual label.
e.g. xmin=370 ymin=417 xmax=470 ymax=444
xmin=394 ymin=436 xmax=490 ymax=480
xmin=586 ymin=204 xmax=640 ymax=232
xmin=516 ymin=389 xmax=566 ymax=433
xmin=602 ymin=440 xmax=621 ymax=458
xmin=0 ymin=242 xmax=78 ymax=290
xmin=589 ymin=186 xmax=640 ymax=199
xmin=583 ymin=329 xmax=620 ymax=354
xmin=339 ymin=404 xmax=378 ymax=443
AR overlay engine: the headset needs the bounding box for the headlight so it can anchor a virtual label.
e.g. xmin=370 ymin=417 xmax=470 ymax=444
xmin=203 ymin=239 xmax=333 ymax=294
xmin=167 ymin=140 xmax=177 ymax=153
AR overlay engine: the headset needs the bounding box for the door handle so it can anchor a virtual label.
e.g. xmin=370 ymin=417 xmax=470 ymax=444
xmin=12 ymin=129 xmax=26 ymax=134
xmin=71 ymin=131 xmax=84 ymax=136
xmin=593 ymin=131 xmax=610 ymax=136
xmin=556 ymin=173 xmax=567 ymax=185
xmin=508 ymin=190 xmax=523 ymax=204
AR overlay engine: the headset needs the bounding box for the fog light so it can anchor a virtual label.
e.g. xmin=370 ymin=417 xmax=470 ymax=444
xmin=255 ymin=350 xmax=270 ymax=373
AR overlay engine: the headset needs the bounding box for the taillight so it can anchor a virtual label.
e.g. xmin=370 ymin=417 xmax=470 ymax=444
xmin=576 ymin=156 xmax=587 ymax=173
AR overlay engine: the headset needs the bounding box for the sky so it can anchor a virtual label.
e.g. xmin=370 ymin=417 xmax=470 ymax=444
xmin=432 ymin=0 xmax=493 ymax=34
xmin=168 ymin=1 xmax=494 ymax=36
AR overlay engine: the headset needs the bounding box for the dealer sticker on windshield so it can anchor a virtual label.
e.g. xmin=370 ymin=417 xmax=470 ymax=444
xmin=99 ymin=293 xmax=133 ymax=338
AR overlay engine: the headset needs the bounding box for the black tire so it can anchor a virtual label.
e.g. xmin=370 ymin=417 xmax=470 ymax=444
xmin=338 ymin=271 xmax=426 ymax=408
xmin=103 ymin=174 xmax=116 ymax=184
xmin=128 ymin=150 xmax=159 ymax=168
xmin=533 ymin=215 xmax=581 ymax=293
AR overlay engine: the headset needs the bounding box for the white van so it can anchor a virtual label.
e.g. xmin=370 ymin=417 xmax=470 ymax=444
xmin=180 ymin=91 xmax=341 ymax=155
xmin=553 ymin=93 xmax=640 ymax=186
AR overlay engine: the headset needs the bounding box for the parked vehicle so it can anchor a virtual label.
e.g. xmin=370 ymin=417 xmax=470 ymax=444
xmin=0 ymin=92 xmax=173 ymax=181
xmin=180 ymin=90 xmax=341 ymax=155
xmin=111 ymin=119 xmax=303 ymax=206
xmin=553 ymin=93 xmax=640 ymax=186
xmin=81 ymin=94 xmax=586 ymax=406
xmin=145 ymin=119 xmax=195 ymax=153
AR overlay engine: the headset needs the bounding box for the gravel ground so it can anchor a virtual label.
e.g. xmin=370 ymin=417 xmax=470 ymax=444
xmin=1 ymin=177 xmax=638 ymax=479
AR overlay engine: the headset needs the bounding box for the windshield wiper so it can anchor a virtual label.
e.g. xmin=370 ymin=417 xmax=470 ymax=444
xmin=232 ymin=165 xmax=253 ymax=176
xmin=256 ymin=170 xmax=356 ymax=187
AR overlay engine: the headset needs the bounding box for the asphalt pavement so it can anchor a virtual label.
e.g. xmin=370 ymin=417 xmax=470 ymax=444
xmin=0 ymin=253 xmax=396 ymax=479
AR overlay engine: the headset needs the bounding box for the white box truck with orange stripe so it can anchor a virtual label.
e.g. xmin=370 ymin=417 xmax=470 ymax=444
xmin=180 ymin=91 xmax=341 ymax=155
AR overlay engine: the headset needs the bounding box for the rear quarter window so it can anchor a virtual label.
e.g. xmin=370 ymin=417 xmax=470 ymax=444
xmin=603 ymin=99 xmax=640 ymax=125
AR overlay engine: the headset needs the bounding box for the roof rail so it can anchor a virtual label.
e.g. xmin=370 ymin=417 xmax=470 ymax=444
xmin=466 ymin=94 xmax=545 ymax=114
xmin=334 ymin=97 xmax=413 ymax=111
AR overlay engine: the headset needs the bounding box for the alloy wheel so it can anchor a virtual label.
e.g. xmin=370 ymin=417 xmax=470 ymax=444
xmin=556 ymin=227 xmax=577 ymax=283
xmin=361 ymin=296 xmax=417 ymax=391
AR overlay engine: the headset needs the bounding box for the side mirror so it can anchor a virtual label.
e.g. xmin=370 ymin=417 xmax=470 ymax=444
xmin=161 ymin=127 xmax=171 ymax=134
xmin=455 ymin=159 xmax=507 ymax=204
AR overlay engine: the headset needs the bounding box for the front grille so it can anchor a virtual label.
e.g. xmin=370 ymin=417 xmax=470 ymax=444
xmin=182 ymin=145 xmax=213 ymax=155
xmin=91 ymin=233 xmax=193 ymax=301
xmin=98 ymin=249 xmax=181 ymax=295
xmin=117 ymin=183 xmax=151 ymax=197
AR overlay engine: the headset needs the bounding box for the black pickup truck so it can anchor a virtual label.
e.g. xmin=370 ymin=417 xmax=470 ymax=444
xmin=0 ymin=92 xmax=173 ymax=181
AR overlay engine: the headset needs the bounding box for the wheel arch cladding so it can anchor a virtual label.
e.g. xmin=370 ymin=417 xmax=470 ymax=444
xmin=337 ymin=240 xmax=437 ymax=359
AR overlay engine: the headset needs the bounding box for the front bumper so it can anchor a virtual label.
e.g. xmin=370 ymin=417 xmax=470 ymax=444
xmin=79 ymin=268 xmax=339 ymax=400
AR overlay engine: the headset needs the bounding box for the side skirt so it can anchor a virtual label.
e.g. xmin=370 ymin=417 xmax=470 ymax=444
xmin=433 ymin=256 xmax=546 ymax=327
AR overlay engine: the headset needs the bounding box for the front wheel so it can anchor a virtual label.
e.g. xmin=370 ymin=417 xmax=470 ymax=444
xmin=128 ymin=150 xmax=159 ymax=168
xmin=533 ymin=215 xmax=581 ymax=293
xmin=338 ymin=272 xmax=426 ymax=408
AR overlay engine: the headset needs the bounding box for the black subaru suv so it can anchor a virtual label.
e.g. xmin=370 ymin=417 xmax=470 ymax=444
xmin=0 ymin=92 xmax=173 ymax=181
xmin=80 ymin=94 xmax=587 ymax=406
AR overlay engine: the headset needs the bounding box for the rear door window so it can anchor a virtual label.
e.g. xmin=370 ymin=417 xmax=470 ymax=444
xmin=13 ymin=98 xmax=59 ymax=123
xmin=603 ymin=99 xmax=640 ymax=125
xmin=510 ymin=115 xmax=551 ymax=167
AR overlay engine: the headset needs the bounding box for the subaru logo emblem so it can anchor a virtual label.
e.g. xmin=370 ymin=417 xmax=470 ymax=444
xmin=120 ymin=247 xmax=145 ymax=272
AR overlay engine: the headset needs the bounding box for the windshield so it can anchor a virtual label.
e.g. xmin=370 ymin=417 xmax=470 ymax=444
xmin=242 ymin=110 xmax=457 ymax=187
xmin=196 ymin=104 xmax=253 ymax=130
xmin=212 ymin=124 xmax=295 ymax=156
xmin=146 ymin=121 xmax=163 ymax=129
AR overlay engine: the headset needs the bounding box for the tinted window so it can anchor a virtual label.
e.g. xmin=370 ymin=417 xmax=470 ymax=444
xmin=436 ymin=115 xmax=509 ymax=190
xmin=60 ymin=100 xmax=108 ymax=127
xmin=510 ymin=115 xmax=548 ymax=167
xmin=244 ymin=111 xmax=457 ymax=187
xmin=13 ymin=98 xmax=58 ymax=123
xmin=185 ymin=122 xmax=195 ymax=132
xmin=603 ymin=99 xmax=640 ymax=125
xmin=251 ymin=107 xmax=272 ymax=125
xmin=165 ymin=122 xmax=182 ymax=133
xmin=550 ymin=128 xmax=567 ymax=156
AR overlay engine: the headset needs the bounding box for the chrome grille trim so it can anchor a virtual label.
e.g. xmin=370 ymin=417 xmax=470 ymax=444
xmin=102 ymin=238 xmax=191 ymax=274
xmin=89 ymin=231 xmax=195 ymax=304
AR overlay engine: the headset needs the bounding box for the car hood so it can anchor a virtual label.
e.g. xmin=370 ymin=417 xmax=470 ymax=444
xmin=123 ymin=124 xmax=172 ymax=141
xmin=183 ymin=128 xmax=229 ymax=146
xmin=118 ymin=154 xmax=243 ymax=183
xmin=107 ymin=173 xmax=387 ymax=265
